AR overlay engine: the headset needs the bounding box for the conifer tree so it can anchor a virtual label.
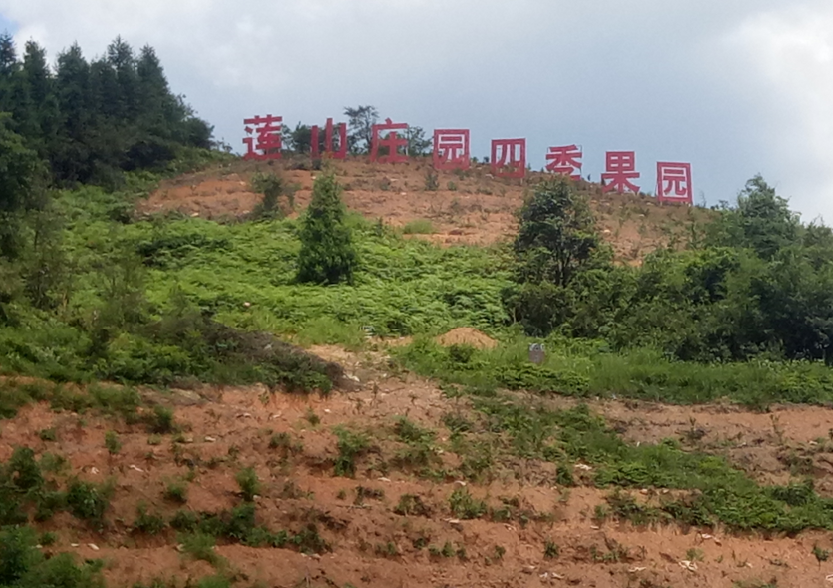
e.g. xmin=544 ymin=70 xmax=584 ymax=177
xmin=296 ymin=173 xmax=357 ymax=285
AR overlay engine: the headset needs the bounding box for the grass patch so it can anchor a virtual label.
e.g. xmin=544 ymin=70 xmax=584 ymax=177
xmin=402 ymin=219 xmax=435 ymax=235
xmin=395 ymin=336 xmax=833 ymax=409
xmin=333 ymin=427 xmax=371 ymax=478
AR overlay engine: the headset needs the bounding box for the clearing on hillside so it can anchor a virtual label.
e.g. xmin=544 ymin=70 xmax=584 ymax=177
xmin=138 ymin=156 xmax=713 ymax=263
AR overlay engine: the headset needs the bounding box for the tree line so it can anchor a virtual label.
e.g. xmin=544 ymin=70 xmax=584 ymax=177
xmin=507 ymin=175 xmax=833 ymax=364
xmin=0 ymin=34 xmax=212 ymax=191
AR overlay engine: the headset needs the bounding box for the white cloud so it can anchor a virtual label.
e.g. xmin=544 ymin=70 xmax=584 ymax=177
xmin=726 ymin=3 xmax=833 ymax=220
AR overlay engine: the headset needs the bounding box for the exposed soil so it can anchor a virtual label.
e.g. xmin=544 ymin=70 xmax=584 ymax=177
xmin=138 ymin=157 xmax=714 ymax=264
xmin=436 ymin=328 xmax=498 ymax=350
xmin=26 ymin=160 xmax=822 ymax=585
xmin=4 ymin=348 xmax=833 ymax=588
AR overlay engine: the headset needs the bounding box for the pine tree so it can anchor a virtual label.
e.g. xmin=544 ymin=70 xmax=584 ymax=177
xmin=296 ymin=173 xmax=358 ymax=285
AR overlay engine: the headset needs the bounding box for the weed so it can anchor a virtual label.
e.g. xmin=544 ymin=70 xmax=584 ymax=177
xmin=235 ymin=467 xmax=261 ymax=502
xmin=336 ymin=489 xmax=347 ymax=500
xmin=813 ymin=543 xmax=830 ymax=566
xmin=269 ymin=431 xmax=302 ymax=455
xmin=147 ymin=434 xmax=162 ymax=446
xmin=133 ymin=503 xmax=166 ymax=535
xmin=394 ymin=493 xmax=431 ymax=517
xmin=38 ymin=428 xmax=57 ymax=442
xmin=39 ymin=531 xmax=57 ymax=546
xmin=447 ymin=181 xmax=458 ymax=191
xmin=424 ymin=171 xmax=439 ymax=191
xmin=374 ymin=541 xmax=399 ymax=558
xmin=104 ymin=430 xmax=121 ymax=455
xmin=145 ymin=405 xmax=176 ymax=434
xmin=305 ymin=408 xmax=320 ymax=426
xmin=164 ymin=480 xmax=188 ymax=504
xmin=449 ymin=488 xmax=487 ymax=520
xmin=686 ymin=548 xmax=705 ymax=562
xmin=354 ymin=486 xmax=384 ymax=505
xmin=279 ymin=480 xmax=311 ymax=500
xmin=403 ymin=219 xmax=435 ymax=235
xmin=544 ymin=539 xmax=559 ymax=559
xmin=170 ymin=509 xmax=199 ymax=532
xmin=180 ymin=532 xmax=220 ymax=565
xmin=333 ymin=426 xmax=371 ymax=478
xmin=493 ymin=545 xmax=506 ymax=561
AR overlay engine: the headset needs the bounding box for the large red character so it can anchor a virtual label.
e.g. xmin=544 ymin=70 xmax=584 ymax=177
xmin=602 ymin=151 xmax=640 ymax=193
xmin=370 ymin=118 xmax=409 ymax=163
xmin=433 ymin=129 xmax=470 ymax=170
xmin=243 ymin=114 xmax=282 ymax=160
xmin=311 ymin=118 xmax=347 ymax=160
xmin=545 ymin=144 xmax=582 ymax=180
xmin=656 ymin=162 xmax=693 ymax=204
xmin=491 ymin=138 xmax=526 ymax=178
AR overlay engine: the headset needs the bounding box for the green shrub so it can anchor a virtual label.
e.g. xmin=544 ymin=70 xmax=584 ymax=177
xmin=104 ymin=430 xmax=121 ymax=455
xmin=235 ymin=467 xmax=261 ymax=502
xmin=164 ymin=480 xmax=188 ymax=504
xmin=66 ymin=480 xmax=112 ymax=528
xmin=145 ymin=405 xmax=176 ymax=434
xmin=180 ymin=532 xmax=220 ymax=565
xmin=133 ymin=503 xmax=166 ymax=535
xmin=449 ymin=488 xmax=487 ymax=520
xmin=333 ymin=427 xmax=371 ymax=478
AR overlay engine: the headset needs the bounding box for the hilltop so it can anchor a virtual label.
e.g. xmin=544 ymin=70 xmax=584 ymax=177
xmin=138 ymin=156 xmax=713 ymax=263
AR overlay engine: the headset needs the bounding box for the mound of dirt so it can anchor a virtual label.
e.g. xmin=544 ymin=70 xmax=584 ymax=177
xmin=436 ymin=327 xmax=498 ymax=349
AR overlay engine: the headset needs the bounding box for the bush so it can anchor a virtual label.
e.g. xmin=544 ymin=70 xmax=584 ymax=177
xmin=104 ymin=430 xmax=121 ymax=454
xmin=333 ymin=427 xmax=371 ymax=478
xmin=235 ymin=467 xmax=261 ymax=502
xmin=66 ymin=480 xmax=112 ymax=528
xmin=133 ymin=503 xmax=166 ymax=535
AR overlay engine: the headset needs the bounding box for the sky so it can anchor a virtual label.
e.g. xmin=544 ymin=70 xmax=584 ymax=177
xmin=1 ymin=1 xmax=832 ymax=221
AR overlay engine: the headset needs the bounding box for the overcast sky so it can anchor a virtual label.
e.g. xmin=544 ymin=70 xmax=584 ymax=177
xmin=1 ymin=1 xmax=832 ymax=220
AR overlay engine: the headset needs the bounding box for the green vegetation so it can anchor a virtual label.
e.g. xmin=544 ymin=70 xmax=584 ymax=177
xmin=402 ymin=219 xmax=435 ymax=235
xmin=0 ymin=525 xmax=105 ymax=588
xmin=296 ymin=173 xmax=358 ymax=285
xmin=104 ymin=430 xmax=121 ymax=454
xmin=437 ymin=389 xmax=833 ymax=533
xmin=333 ymin=426 xmax=371 ymax=478
xmin=234 ymin=467 xmax=261 ymax=502
xmin=164 ymin=479 xmax=188 ymax=504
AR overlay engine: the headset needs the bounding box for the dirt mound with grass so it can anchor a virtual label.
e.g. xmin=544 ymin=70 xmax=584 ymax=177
xmin=436 ymin=327 xmax=498 ymax=349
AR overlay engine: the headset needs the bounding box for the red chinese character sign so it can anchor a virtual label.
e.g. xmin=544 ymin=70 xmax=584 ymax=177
xmin=656 ymin=162 xmax=693 ymax=204
xmin=311 ymin=118 xmax=347 ymax=160
xmin=370 ymin=118 xmax=409 ymax=164
xmin=546 ymin=144 xmax=582 ymax=180
xmin=433 ymin=129 xmax=470 ymax=170
xmin=243 ymin=115 xmax=282 ymax=160
xmin=491 ymin=138 xmax=526 ymax=178
xmin=602 ymin=151 xmax=640 ymax=193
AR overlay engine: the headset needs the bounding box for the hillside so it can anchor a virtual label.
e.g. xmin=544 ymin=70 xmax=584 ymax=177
xmin=138 ymin=157 xmax=713 ymax=263
xmin=1 ymin=153 xmax=833 ymax=588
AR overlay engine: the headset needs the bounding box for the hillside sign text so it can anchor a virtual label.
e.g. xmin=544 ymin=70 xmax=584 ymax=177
xmin=242 ymin=115 xmax=693 ymax=204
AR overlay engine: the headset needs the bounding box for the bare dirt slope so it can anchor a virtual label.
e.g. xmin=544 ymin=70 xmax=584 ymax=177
xmin=138 ymin=157 xmax=713 ymax=263
xmin=4 ymin=346 xmax=833 ymax=588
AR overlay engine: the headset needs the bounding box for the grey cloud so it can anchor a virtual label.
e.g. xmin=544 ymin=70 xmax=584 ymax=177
xmin=2 ymin=0 xmax=832 ymax=219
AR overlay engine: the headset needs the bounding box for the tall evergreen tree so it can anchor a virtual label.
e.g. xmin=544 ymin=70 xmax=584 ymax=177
xmin=296 ymin=173 xmax=358 ymax=285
